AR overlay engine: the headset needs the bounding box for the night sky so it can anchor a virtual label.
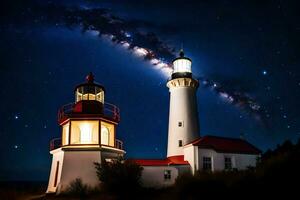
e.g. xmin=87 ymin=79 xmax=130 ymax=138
xmin=1 ymin=0 xmax=299 ymax=181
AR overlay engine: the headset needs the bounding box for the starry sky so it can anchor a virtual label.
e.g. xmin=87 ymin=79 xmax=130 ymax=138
xmin=0 ymin=0 xmax=299 ymax=181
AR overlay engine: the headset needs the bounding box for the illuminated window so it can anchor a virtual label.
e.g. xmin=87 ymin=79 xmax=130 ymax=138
xmin=224 ymin=157 xmax=232 ymax=170
xmin=101 ymin=126 xmax=109 ymax=145
xmin=203 ymin=157 xmax=212 ymax=171
xmin=70 ymin=121 xmax=99 ymax=144
xmin=62 ymin=123 xmax=69 ymax=145
xmin=80 ymin=123 xmax=92 ymax=143
xmin=101 ymin=121 xmax=115 ymax=146
xmin=164 ymin=170 xmax=171 ymax=180
xmin=75 ymin=86 xmax=104 ymax=103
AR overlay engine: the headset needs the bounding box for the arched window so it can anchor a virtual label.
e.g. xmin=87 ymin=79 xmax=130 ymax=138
xmin=101 ymin=126 xmax=109 ymax=145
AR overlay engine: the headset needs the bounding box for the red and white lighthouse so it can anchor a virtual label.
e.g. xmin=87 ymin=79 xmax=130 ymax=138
xmin=46 ymin=73 xmax=125 ymax=194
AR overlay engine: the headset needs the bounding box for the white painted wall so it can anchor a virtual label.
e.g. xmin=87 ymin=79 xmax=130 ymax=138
xmin=183 ymin=145 xmax=198 ymax=174
xmin=196 ymin=148 xmax=259 ymax=172
xmin=167 ymin=83 xmax=200 ymax=157
xmin=57 ymin=151 xmax=102 ymax=193
xmin=47 ymin=148 xmax=124 ymax=194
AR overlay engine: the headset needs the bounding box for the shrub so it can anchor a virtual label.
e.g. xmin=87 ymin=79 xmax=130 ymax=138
xmin=66 ymin=178 xmax=89 ymax=198
xmin=94 ymin=157 xmax=143 ymax=195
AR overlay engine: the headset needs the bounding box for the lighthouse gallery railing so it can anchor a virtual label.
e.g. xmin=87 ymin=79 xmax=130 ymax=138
xmin=50 ymin=138 xmax=124 ymax=151
xmin=57 ymin=101 xmax=120 ymax=123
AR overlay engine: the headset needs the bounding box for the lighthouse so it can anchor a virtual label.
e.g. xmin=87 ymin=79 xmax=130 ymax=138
xmin=166 ymin=50 xmax=200 ymax=157
xmin=46 ymin=73 xmax=125 ymax=194
xmin=131 ymin=49 xmax=260 ymax=188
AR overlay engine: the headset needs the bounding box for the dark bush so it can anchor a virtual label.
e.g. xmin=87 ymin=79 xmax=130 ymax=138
xmin=66 ymin=178 xmax=89 ymax=198
xmin=94 ymin=157 xmax=143 ymax=196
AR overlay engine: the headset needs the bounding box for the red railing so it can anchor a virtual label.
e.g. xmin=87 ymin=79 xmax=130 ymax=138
xmin=49 ymin=138 xmax=124 ymax=151
xmin=50 ymin=138 xmax=62 ymax=151
xmin=104 ymin=102 xmax=120 ymax=122
xmin=58 ymin=101 xmax=120 ymax=123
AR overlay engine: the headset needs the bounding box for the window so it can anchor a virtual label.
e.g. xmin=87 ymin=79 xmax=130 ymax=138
xmin=70 ymin=121 xmax=99 ymax=144
xmin=101 ymin=126 xmax=109 ymax=145
xmin=178 ymin=121 xmax=183 ymax=127
xmin=178 ymin=140 xmax=183 ymax=147
xmin=202 ymin=157 xmax=212 ymax=171
xmin=164 ymin=170 xmax=171 ymax=180
xmin=101 ymin=121 xmax=115 ymax=146
xmin=224 ymin=157 xmax=232 ymax=170
xmin=62 ymin=123 xmax=69 ymax=145
xmin=75 ymin=86 xmax=104 ymax=103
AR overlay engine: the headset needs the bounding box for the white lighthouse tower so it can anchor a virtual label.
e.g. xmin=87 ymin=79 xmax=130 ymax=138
xmin=167 ymin=50 xmax=200 ymax=157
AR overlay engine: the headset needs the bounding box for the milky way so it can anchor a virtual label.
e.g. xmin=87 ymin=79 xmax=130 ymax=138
xmin=7 ymin=2 xmax=268 ymax=126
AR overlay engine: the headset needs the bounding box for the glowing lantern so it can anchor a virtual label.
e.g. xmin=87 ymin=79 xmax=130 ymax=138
xmin=172 ymin=49 xmax=192 ymax=74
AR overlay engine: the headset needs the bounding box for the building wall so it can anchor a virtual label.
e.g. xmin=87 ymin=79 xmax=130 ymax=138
xmin=47 ymin=148 xmax=125 ymax=194
xmin=183 ymin=145 xmax=199 ymax=174
xmin=140 ymin=165 xmax=191 ymax=188
xmin=57 ymin=150 xmax=102 ymax=193
xmin=140 ymin=166 xmax=179 ymax=188
xmin=197 ymin=148 xmax=259 ymax=172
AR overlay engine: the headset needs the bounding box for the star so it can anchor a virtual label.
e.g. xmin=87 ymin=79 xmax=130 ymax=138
xmin=283 ymin=115 xmax=287 ymax=119
xmin=262 ymin=70 xmax=268 ymax=75
xmin=14 ymin=115 xmax=19 ymax=120
xmin=14 ymin=145 xmax=19 ymax=149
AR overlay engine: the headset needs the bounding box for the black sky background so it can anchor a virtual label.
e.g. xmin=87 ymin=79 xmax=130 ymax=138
xmin=0 ymin=0 xmax=300 ymax=180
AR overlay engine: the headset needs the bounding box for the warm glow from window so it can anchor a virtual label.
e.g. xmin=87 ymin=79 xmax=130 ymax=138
xmin=101 ymin=126 xmax=109 ymax=145
xmin=75 ymin=86 xmax=104 ymax=103
xmin=62 ymin=122 xmax=69 ymax=145
xmin=101 ymin=121 xmax=115 ymax=146
xmin=70 ymin=120 xmax=99 ymax=144
xmin=173 ymin=58 xmax=192 ymax=73
xmin=79 ymin=123 xmax=92 ymax=143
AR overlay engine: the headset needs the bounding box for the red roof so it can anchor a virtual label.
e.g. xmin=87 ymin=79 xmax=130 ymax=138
xmin=187 ymin=135 xmax=261 ymax=154
xmin=129 ymin=155 xmax=189 ymax=166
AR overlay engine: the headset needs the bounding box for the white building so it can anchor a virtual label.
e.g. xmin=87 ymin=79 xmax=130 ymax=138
xmin=46 ymin=73 xmax=125 ymax=194
xmin=132 ymin=50 xmax=261 ymax=188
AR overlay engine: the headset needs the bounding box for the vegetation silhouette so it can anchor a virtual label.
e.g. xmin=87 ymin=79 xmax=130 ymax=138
xmin=94 ymin=157 xmax=143 ymax=198
xmin=1 ymin=139 xmax=299 ymax=199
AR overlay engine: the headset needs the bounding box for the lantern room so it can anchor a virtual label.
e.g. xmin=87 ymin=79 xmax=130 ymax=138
xmin=75 ymin=72 xmax=105 ymax=103
xmin=171 ymin=49 xmax=192 ymax=79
